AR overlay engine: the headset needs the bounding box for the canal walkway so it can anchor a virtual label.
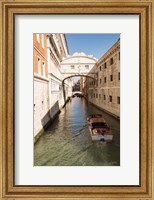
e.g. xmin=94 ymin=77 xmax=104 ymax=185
xmin=34 ymin=97 xmax=120 ymax=166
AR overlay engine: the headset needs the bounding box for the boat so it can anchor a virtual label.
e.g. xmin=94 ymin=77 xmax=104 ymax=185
xmin=87 ymin=114 xmax=113 ymax=142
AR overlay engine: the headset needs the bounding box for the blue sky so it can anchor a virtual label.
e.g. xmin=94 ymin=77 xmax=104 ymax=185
xmin=66 ymin=34 xmax=120 ymax=59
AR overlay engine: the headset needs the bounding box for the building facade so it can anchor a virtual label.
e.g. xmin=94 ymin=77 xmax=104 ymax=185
xmin=34 ymin=34 xmax=74 ymax=142
xmin=83 ymin=39 xmax=120 ymax=118
xmin=34 ymin=34 xmax=50 ymax=138
xmin=34 ymin=35 xmax=120 ymax=142
xmin=47 ymin=34 xmax=74 ymax=118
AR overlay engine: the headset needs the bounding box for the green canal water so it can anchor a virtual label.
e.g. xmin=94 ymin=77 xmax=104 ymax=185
xmin=34 ymin=97 xmax=120 ymax=166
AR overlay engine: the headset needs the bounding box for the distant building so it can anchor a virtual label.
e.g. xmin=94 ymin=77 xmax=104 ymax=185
xmin=73 ymin=79 xmax=80 ymax=91
xmin=83 ymin=39 xmax=120 ymax=118
xmin=80 ymin=76 xmax=86 ymax=93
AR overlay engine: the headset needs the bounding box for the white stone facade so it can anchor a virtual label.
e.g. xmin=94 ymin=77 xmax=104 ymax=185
xmin=47 ymin=34 xmax=73 ymax=119
xmin=60 ymin=52 xmax=97 ymax=80
xmin=34 ymin=77 xmax=49 ymax=136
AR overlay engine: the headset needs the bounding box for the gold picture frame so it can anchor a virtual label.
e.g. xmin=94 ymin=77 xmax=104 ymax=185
xmin=0 ymin=0 xmax=153 ymax=199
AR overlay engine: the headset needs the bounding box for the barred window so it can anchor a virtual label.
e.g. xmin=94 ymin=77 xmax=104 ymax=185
xmin=110 ymin=58 xmax=113 ymax=65
xmin=117 ymin=97 xmax=120 ymax=104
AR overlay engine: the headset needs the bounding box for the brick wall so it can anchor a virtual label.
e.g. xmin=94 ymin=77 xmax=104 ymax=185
xmin=85 ymin=39 xmax=120 ymax=118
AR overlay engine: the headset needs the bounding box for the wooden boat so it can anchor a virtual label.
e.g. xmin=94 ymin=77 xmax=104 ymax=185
xmin=87 ymin=114 xmax=113 ymax=142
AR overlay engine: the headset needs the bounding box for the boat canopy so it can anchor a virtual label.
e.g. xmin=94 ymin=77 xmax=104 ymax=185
xmin=89 ymin=117 xmax=106 ymax=123
xmin=91 ymin=122 xmax=108 ymax=128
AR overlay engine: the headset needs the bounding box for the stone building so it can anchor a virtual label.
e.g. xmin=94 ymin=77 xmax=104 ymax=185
xmin=84 ymin=39 xmax=120 ymax=118
xmin=34 ymin=34 xmax=120 ymax=142
xmin=47 ymin=34 xmax=74 ymax=119
xmin=34 ymin=34 xmax=50 ymax=139
xmin=34 ymin=34 xmax=74 ymax=142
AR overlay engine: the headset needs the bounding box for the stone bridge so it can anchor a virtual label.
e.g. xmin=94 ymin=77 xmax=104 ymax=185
xmin=72 ymin=91 xmax=83 ymax=95
xmin=60 ymin=52 xmax=98 ymax=82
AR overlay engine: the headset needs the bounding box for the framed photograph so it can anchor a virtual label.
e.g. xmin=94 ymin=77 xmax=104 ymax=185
xmin=0 ymin=0 xmax=153 ymax=199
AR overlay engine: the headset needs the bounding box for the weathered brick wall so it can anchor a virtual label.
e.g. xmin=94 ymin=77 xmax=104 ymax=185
xmin=86 ymin=39 xmax=120 ymax=118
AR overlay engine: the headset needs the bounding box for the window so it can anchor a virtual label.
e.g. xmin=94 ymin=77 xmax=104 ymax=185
xmin=100 ymin=66 xmax=101 ymax=71
xmin=37 ymin=57 xmax=41 ymax=74
xmin=99 ymin=94 xmax=101 ymax=98
xmin=109 ymin=96 xmax=112 ymax=102
xmin=96 ymin=94 xmax=98 ymax=98
xmin=41 ymin=34 xmax=44 ymax=48
xmin=41 ymin=100 xmax=44 ymax=110
xmin=110 ymin=75 xmax=113 ymax=81
xmin=110 ymin=58 xmax=113 ymax=65
xmin=104 ymin=62 xmax=107 ymax=69
xmin=36 ymin=34 xmax=40 ymax=42
xmin=94 ymin=93 xmax=95 ymax=98
xmin=42 ymin=61 xmax=45 ymax=76
xmin=85 ymin=65 xmax=89 ymax=69
xmin=118 ymin=72 xmax=120 ymax=80
xmin=104 ymin=95 xmax=106 ymax=100
xmin=104 ymin=77 xmax=106 ymax=83
xmin=71 ymin=65 xmax=75 ymax=69
xmin=117 ymin=96 xmax=120 ymax=104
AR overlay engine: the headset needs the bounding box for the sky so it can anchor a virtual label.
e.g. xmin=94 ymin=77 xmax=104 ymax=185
xmin=65 ymin=34 xmax=120 ymax=82
xmin=65 ymin=34 xmax=120 ymax=60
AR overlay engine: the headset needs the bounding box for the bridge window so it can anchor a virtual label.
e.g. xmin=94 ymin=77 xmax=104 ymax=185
xmin=117 ymin=96 xmax=120 ymax=104
xmin=71 ymin=65 xmax=75 ymax=69
xmin=85 ymin=65 xmax=89 ymax=69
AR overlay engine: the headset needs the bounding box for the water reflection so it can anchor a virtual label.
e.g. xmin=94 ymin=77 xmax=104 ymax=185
xmin=34 ymin=97 xmax=120 ymax=166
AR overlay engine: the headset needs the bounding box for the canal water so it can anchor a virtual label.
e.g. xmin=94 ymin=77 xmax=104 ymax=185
xmin=34 ymin=97 xmax=120 ymax=166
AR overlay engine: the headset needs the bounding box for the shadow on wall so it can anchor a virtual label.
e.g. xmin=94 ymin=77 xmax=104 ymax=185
xmin=41 ymin=101 xmax=60 ymax=130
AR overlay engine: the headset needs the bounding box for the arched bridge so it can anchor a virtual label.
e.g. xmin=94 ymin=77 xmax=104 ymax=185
xmin=72 ymin=91 xmax=83 ymax=95
xmin=60 ymin=52 xmax=97 ymax=81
